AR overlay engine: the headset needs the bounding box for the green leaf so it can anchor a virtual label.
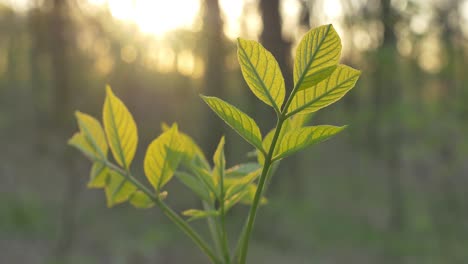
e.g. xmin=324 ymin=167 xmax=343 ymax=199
xmin=193 ymin=166 xmax=218 ymax=199
xmin=103 ymin=86 xmax=138 ymax=169
xmin=144 ymin=124 xmax=183 ymax=191
xmin=225 ymin=169 xmax=261 ymax=200
xmin=88 ymin=162 xmax=109 ymax=188
xmin=224 ymin=184 xmax=266 ymax=211
xmin=274 ymin=125 xmax=346 ymax=160
xmin=162 ymin=122 xmax=210 ymax=169
xmin=105 ymin=170 xmax=137 ymax=207
xmin=213 ymin=136 xmax=226 ymax=187
xmin=130 ymin=191 xmax=155 ymax=209
xmin=289 ymin=65 xmax=361 ymax=115
xmin=68 ymin=133 xmax=96 ymax=159
xmin=294 ymin=24 xmax=341 ymax=91
xmin=239 ymin=184 xmax=267 ymax=205
xmin=182 ymin=209 xmax=219 ymax=222
xmin=225 ymin=163 xmax=261 ymax=178
xmin=175 ymin=171 xmax=211 ymax=202
xmin=71 ymin=111 xmax=108 ymax=159
xmin=237 ymin=38 xmax=285 ymax=112
xmin=201 ymin=96 xmax=263 ymax=152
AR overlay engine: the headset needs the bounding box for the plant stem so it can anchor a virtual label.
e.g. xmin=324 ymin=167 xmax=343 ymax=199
xmin=237 ymin=117 xmax=285 ymax=264
xmin=103 ymin=161 xmax=222 ymax=264
xmin=219 ymin=156 xmax=231 ymax=263
xmin=237 ymin=77 xmax=303 ymax=264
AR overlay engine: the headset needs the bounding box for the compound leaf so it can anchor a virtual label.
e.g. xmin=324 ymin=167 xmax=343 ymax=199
xmin=105 ymin=170 xmax=137 ymax=207
xmin=130 ymin=191 xmax=155 ymax=209
xmin=182 ymin=209 xmax=219 ymax=222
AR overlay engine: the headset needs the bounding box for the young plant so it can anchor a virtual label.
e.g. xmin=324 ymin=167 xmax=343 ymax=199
xmin=69 ymin=24 xmax=360 ymax=264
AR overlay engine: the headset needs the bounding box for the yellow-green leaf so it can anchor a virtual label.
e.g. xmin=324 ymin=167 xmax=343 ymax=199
xmin=103 ymin=86 xmax=138 ymax=169
xmin=130 ymin=191 xmax=155 ymax=209
xmin=289 ymin=65 xmax=360 ymax=115
xmin=225 ymin=169 xmax=261 ymax=200
xmin=193 ymin=166 xmax=218 ymax=199
xmin=274 ymin=125 xmax=346 ymax=160
xmin=88 ymin=162 xmax=109 ymax=188
xmin=294 ymin=24 xmax=342 ymax=91
xmin=162 ymin=122 xmax=209 ymax=169
xmin=225 ymin=163 xmax=261 ymax=178
xmin=201 ymin=96 xmax=263 ymax=151
xmin=237 ymin=38 xmax=285 ymax=112
xmin=105 ymin=170 xmax=137 ymax=207
xmin=68 ymin=133 xmax=96 ymax=159
xmin=74 ymin=111 xmax=108 ymax=159
xmin=182 ymin=209 xmax=219 ymax=222
xmin=175 ymin=171 xmax=211 ymax=202
xmin=213 ymin=136 xmax=225 ymax=186
xmin=144 ymin=124 xmax=182 ymax=191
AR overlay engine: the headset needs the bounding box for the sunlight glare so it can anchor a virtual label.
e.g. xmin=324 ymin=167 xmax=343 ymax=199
xmin=323 ymin=0 xmax=343 ymax=19
xmin=93 ymin=0 xmax=201 ymax=37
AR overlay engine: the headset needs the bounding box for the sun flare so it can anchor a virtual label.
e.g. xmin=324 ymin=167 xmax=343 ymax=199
xmin=91 ymin=0 xmax=201 ymax=37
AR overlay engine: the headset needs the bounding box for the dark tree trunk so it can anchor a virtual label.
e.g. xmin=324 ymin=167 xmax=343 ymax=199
xmin=200 ymin=0 xmax=226 ymax=154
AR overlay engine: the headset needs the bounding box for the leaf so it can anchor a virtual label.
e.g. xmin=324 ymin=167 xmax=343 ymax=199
xmin=182 ymin=209 xmax=219 ymax=222
xmin=105 ymin=170 xmax=138 ymax=207
xmin=88 ymin=162 xmax=109 ymax=188
xmin=237 ymin=38 xmax=285 ymax=111
xmin=294 ymin=24 xmax=341 ymax=91
xmin=130 ymin=191 xmax=155 ymax=209
xmin=162 ymin=122 xmax=210 ymax=169
xmin=103 ymin=86 xmax=138 ymax=169
xmin=274 ymin=125 xmax=346 ymax=160
xmin=224 ymin=184 xmax=266 ymax=210
xmin=225 ymin=169 xmax=261 ymax=200
xmin=201 ymin=96 xmax=263 ymax=151
xmin=225 ymin=163 xmax=261 ymax=178
xmin=144 ymin=124 xmax=183 ymax=191
xmin=289 ymin=65 xmax=361 ymax=115
xmin=175 ymin=171 xmax=211 ymax=202
xmin=192 ymin=166 xmax=218 ymax=199
xmin=68 ymin=133 xmax=96 ymax=159
xmin=72 ymin=111 xmax=108 ymax=159
xmin=213 ymin=136 xmax=226 ymax=187
xmin=239 ymin=184 xmax=267 ymax=205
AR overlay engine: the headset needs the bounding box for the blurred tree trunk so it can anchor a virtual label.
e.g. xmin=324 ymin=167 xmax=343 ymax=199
xmin=200 ymin=0 xmax=226 ymax=154
xmin=48 ymin=0 xmax=80 ymax=261
xmin=373 ymin=0 xmax=406 ymax=232
xmin=259 ymin=0 xmax=308 ymax=198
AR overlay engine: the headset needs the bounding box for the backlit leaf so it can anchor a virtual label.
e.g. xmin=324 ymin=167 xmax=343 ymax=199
xmin=182 ymin=209 xmax=219 ymax=222
xmin=289 ymin=65 xmax=361 ymax=115
xmin=274 ymin=125 xmax=345 ymax=160
xmin=175 ymin=171 xmax=211 ymax=202
xmin=213 ymin=136 xmax=225 ymax=187
xmin=130 ymin=191 xmax=155 ymax=209
xmin=201 ymin=96 xmax=263 ymax=151
xmin=144 ymin=124 xmax=182 ymax=191
xmin=74 ymin=111 xmax=108 ymax=159
xmin=294 ymin=24 xmax=341 ymax=91
xmin=103 ymin=86 xmax=138 ymax=169
xmin=105 ymin=170 xmax=137 ymax=207
xmin=237 ymin=38 xmax=285 ymax=111
xmin=68 ymin=133 xmax=96 ymax=159
xmin=88 ymin=162 xmax=109 ymax=188
xmin=225 ymin=163 xmax=261 ymax=178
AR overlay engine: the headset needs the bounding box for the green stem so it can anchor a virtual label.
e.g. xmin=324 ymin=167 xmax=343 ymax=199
xmin=203 ymin=201 xmax=223 ymax=259
xmin=219 ymin=159 xmax=231 ymax=263
xmin=237 ymin=75 xmax=303 ymax=264
xmin=237 ymin=117 xmax=285 ymax=264
xmin=103 ymin=161 xmax=222 ymax=264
